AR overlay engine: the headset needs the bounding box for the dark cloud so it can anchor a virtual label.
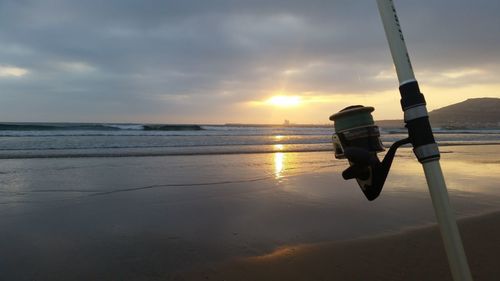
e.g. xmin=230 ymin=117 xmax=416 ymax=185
xmin=0 ymin=0 xmax=498 ymax=122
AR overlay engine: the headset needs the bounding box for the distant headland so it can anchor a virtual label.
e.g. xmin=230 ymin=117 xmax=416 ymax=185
xmin=377 ymin=98 xmax=500 ymax=129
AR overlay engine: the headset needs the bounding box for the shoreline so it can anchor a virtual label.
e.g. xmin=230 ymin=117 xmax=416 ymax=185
xmin=179 ymin=210 xmax=500 ymax=281
xmin=2 ymin=142 xmax=500 ymax=160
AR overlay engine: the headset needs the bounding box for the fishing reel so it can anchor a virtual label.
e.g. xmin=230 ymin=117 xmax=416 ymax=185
xmin=330 ymin=105 xmax=410 ymax=201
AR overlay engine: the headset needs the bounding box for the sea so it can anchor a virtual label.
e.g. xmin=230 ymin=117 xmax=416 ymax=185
xmin=1 ymin=122 xmax=500 ymax=159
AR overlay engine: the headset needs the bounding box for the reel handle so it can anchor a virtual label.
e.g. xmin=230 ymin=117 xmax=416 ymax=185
xmin=342 ymin=138 xmax=410 ymax=201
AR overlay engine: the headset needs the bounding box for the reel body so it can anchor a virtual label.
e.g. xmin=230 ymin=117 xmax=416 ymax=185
xmin=330 ymin=105 xmax=409 ymax=201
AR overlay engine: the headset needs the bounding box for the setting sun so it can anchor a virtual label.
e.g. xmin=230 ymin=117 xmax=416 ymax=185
xmin=266 ymin=95 xmax=301 ymax=107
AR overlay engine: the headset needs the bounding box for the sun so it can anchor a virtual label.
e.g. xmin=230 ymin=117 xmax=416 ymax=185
xmin=266 ymin=95 xmax=301 ymax=107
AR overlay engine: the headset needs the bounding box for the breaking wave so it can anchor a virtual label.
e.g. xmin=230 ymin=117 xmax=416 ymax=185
xmin=0 ymin=123 xmax=204 ymax=131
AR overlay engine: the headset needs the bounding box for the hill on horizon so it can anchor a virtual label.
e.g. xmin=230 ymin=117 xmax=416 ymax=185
xmin=429 ymin=98 xmax=500 ymax=127
xmin=377 ymin=98 xmax=500 ymax=129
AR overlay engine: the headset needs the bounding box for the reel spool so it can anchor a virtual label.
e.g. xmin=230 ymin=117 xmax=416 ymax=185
xmin=330 ymin=105 xmax=384 ymax=159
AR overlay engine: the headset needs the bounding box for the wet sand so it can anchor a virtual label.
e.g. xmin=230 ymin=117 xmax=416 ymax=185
xmin=179 ymin=211 xmax=500 ymax=281
xmin=1 ymin=145 xmax=500 ymax=280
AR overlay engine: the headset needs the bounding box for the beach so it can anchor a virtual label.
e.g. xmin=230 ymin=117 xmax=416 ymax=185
xmin=180 ymin=211 xmax=500 ymax=281
xmin=1 ymin=143 xmax=500 ymax=280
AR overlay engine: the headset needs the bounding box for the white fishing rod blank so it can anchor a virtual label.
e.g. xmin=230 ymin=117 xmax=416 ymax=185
xmin=375 ymin=0 xmax=473 ymax=280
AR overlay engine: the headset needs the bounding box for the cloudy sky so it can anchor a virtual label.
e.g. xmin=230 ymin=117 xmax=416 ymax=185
xmin=1 ymin=0 xmax=499 ymax=124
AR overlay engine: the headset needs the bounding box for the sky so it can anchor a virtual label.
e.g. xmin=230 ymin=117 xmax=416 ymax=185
xmin=0 ymin=0 xmax=499 ymax=124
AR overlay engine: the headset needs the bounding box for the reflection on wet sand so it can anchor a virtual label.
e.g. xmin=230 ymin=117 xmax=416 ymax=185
xmin=272 ymin=143 xmax=302 ymax=180
xmin=274 ymin=152 xmax=284 ymax=179
xmin=273 ymin=143 xmax=286 ymax=179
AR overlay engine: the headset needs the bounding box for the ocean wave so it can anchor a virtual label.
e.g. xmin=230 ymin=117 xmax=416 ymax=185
xmin=1 ymin=141 xmax=499 ymax=159
xmin=0 ymin=132 xmax=332 ymax=138
xmin=143 ymin=124 xmax=203 ymax=131
xmin=105 ymin=124 xmax=144 ymax=130
xmin=0 ymin=123 xmax=116 ymax=131
xmin=0 ymin=138 xmax=333 ymax=151
xmin=0 ymin=145 xmax=334 ymax=159
xmin=0 ymin=123 xmax=204 ymax=131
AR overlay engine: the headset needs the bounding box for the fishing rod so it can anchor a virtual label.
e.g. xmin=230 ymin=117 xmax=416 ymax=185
xmin=329 ymin=1 xmax=473 ymax=280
